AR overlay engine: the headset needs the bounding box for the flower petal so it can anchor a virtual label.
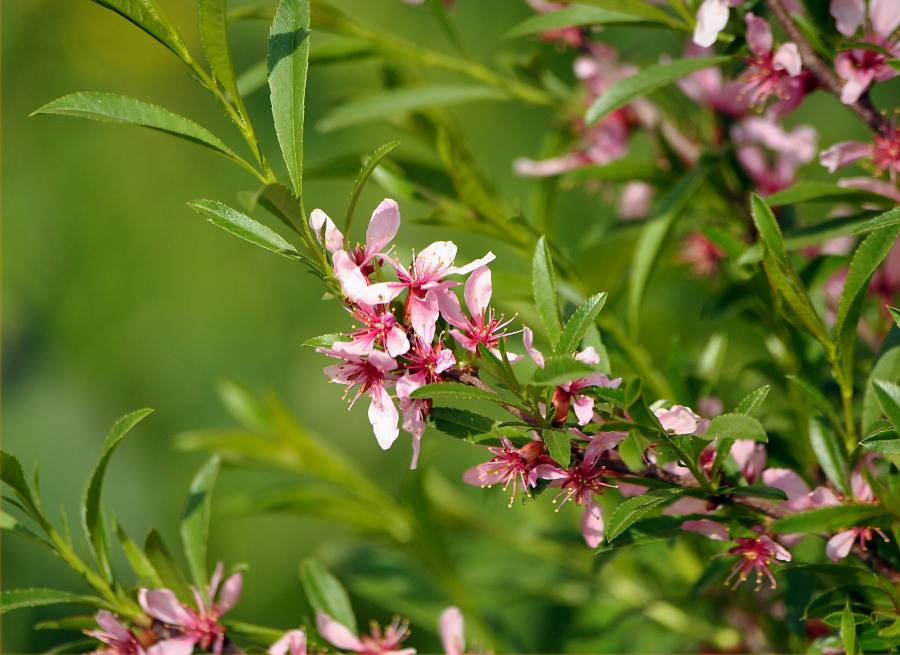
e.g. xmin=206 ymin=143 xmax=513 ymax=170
xmin=464 ymin=266 xmax=492 ymax=318
xmin=439 ymin=607 xmax=465 ymax=655
xmin=773 ymin=43 xmax=802 ymax=77
xmin=826 ymin=529 xmax=857 ymax=562
xmin=745 ymin=13 xmax=773 ymax=56
xmin=364 ymin=199 xmax=401 ymax=262
xmin=581 ymin=495 xmax=605 ymax=548
xmin=369 ymin=384 xmax=400 ymax=450
xmin=830 ymin=0 xmax=865 ymax=36
xmin=870 ymin=0 xmax=900 ymax=38
xmin=309 ymin=209 xmax=344 ymax=254
xmin=682 ymin=518 xmax=730 ymax=541
xmin=693 ymin=0 xmax=731 ymax=47
xmin=820 ymin=140 xmax=870 ymax=172
xmin=316 ymin=613 xmax=364 ymax=651
xmin=139 ymin=588 xmax=188 ymax=626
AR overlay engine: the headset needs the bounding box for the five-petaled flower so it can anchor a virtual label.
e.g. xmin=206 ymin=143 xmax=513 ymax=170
xmin=316 ymin=612 xmax=416 ymax=655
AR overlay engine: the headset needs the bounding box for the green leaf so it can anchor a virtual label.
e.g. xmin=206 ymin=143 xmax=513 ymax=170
xmin=890 ymin=306 xmax=900 ymax=328
xmin=82 ymin=409 xmax=153 ymax=582
xmin=842 ymin=600 xmax=860 ymax=655
xmin=144 ymin=530 xmax=192 ymax=602
xmin=852 ymin=207 xmax=900 ymax=235
xmin=302 ymin=333 xmax=344 ymax=348
xmin=751 ymin=193 xmax=788 ymax=262
xmin=344 ymin=141 xmax=401 ymax=235
xmin=409 ymin=382 xmax=529 ymax=412
xmin=788 ymin=376 xmax=844 ymax=433
xmin=530 ymin=356 xmax=597 ymax=387
xmin=87 ymin=0 xmax=189 ymax=61
xmin=1 ymin=451 xmax=40 ymax=518
xmin=199 ymin=0 xmax=246 ymax=121
xmin=574 ymin=0 xmax=685 ymax=28
xmin=429 ymin=407 xmax=496 ymax=441
xmin=555 ymin=292 xmax=608 ymax=355
xmin=701 ymin=413 xmax=767 ymax=443
xmin=300 ymin=559 xmax=357 ymax=634
xmin=188 ymin=199 xmax=302 ymax=259
xmin=32 ymin=93 xmax=259 ymax=178
xmin=255 ymin=183 xmax=305 ymax=236
xmin=860 ymin=429 xmax=900 ymax=455
xmin=606 ymin=488 xmax=685 ymax=542
xmin=809 ymin=416 xmax=850 ymax=497
xmin=628 ymin=164 xmax=710 ymax=334
xmin=543 ymin=429 xmax=571 ymax=469
xmin=767 ymin=182 xmax=888 ymax=207
xmin=181 ymin=456 xmax=221 ymax=591
xmin=734 ymin=386 xmax=770 ymax=416
xmin=0 ymin=588 xmax=108 ymax=615
xmin=505 ymin=6 xmax=643 ymax=38
xmin=112 ymin=516 xmax=163 ymax=587
xmin=874 ymin=380 xmax=900 ymax=433
xmin=836 ymin=225 xmax=900 ymax=381
xmin=268 ymin=0 xmax=311 ymax=198
xmin=532 ymin=236 xmax=562 ymax=344
xmin=862 ymin=349 xmax=900 ymax=431
xmin=216 ymin=378 xmax=272 ymax=430
xmin=1 ymin=510 xmax=51 ymax=548
xmin=586 ymin=56 xmax=731 ymax=125
xmin=318 ymin=85 xmax=509 ymax=132
xmin=770 ymin=505 xmax=888 ymax=535
xmin=618 ymin=431 xmax=648 ymax=472
xmin=725 ymin=485 xmax=787 ymax=501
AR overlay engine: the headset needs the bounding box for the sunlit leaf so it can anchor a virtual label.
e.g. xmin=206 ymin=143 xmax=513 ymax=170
xmin=530 ymin=356 xmax=597 ymax=387
xmin=505 ymin=6 xmax=642 ymax=39
xmin=852 ymin=207 xmax=900 ymax=235
xmin=301 ymin=559 xmax=357 ymax=633
xmin=701 ymin=413 xmax=767 ymax=442
xmin=543 ymin=429 xmax=571 ymax=469
xmin=181 ymin=456 xmax=221 ymax=591
xmin=606 ymin=488 xmax=686 ymax=542
xmin=410 ymin=382 xmax=529 ymax=412
xmin=344 ymin=141 xmax=401 ymax=235
xmin=555 ymin=292 xmax=608 ymax=355
xmin=429 ymin=407 xmax=496 ymax=441
xmin=144 ymin=530 xmax=192 ymax=603
xmin=767 ymin=182 xmax=888 ymax=207
xmin=533 ymin=236 xmax=562 ymax=344
xmin=188 ymin=199 xmax=304 ymax=260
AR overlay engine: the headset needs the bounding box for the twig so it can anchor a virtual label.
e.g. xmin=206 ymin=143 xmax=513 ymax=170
xmin=440 ymin=366 xmax=538 ymax=425
xmin=765 ymin=0 xmax=884 ymax=132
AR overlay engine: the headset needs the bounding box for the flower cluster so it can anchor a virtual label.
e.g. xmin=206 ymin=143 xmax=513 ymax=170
xmin=313 ymin=199 xmax=502 ymax=467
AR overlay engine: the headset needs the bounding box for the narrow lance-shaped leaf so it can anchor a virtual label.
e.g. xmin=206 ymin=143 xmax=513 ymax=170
xmin=410 ymin=382 xmax=530 ymax=412
xmin=809 ymin=416 xmax=850 ymax=497
xmin=88 ymin=0 xmax=190 ymax=62
xmin=530 ymin=356 xmax=597 ymax=387
xmin=835 ymin=225 xmax=900 ymax=384
xmin=533 ymin=236 xmax=562 ymax=343
xmin=543 ymin=429 xmax=571 ymax=469
xmin=181 ymin=456 xmax=221 ymax=591
xmin=428 ymin=407 xmax=495 ymax=441
xmin=32 ymin=93 xmax=261 ymax=180
xmin=586 ymin=56 xmax=731 ymax=125
xmin=606 ymin=488 xmax=686 ymax=542
xmin=1 ymin=451 xmax=41 ymax=519
xmin=318 ymin=85 xmax=509 ymax=133
xmin=852 ymin=205 xmax=900 ymax=236
xmin=788 ymin=375 xmax=844 ymax=434
xmin=344 ymin=141 xmax=401 ymax=235
xmin=701 ymin=414 xmax=768 ymax=442
xmin=301 ymin=559 xmax=357 ymax=634
xmin=874 ymin=380 xmax=900 ymax=434
xmin=735 ymin=386 xmax=770 ymax=415
xmin=199 ymin=0 xmax=248 ymax=122
xmin=144 ymin=530 xmax=192 ymax=603
xmin=0 ymin=588 xmax=110 ymax=615
xmin=628 ymin=164 xmax=710 ymax=334
xmin=268 ymin=0 xmax=311 ymax=198
xmin=188 ymin=199 xmax=307 ymax=262
xmin=83 ymin=409 xmax=154 ymax=583
xmin=863 ymin=350 xmax=900 ymax=430
xmin=111 ymin=515 xmax=163 ymax=588
xmin=555 ymin=292 xmax=608 ymax=355
xmin=769 ymin=504 xmax=889 ymax=535
xmin=575 ymin=0 xmax=686 ymax=28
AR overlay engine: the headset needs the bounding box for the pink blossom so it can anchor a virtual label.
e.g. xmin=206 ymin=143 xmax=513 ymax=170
xmin=618 ymin=181 xmax=655 ymax=221
xmin=732 ymin=116 xmax=817 ymax=196
xmin=439 ymin=266 xmax=520 ymax=360
xmin=318 ymin=342 xmax=399 ymax=449
xmin=740 ymin=13 xmax=805 ymax=109
xmin=341 ymin=303 xmax=410 ymax=358
xmin=821 ymin=114 xmax=900 ymax=184
xmin=85 ymin=610 xmax=193 ymax=655
xmin=830 ymin=0 xmax=900 ymax=103
xmin=723 ymin=536 xmax=792 ymax=590
xmin=677 ymin=46 xmax=753 ymax=119
xmin=463 ymin=437 xmax=550 ymax=506
xmin=139 ymin=563 xmax=242 ymax=655
xmin=655 ymin=405 xmax=708 ymax=435
xmin=680 ymin=232 xmax=726 ymax=277
xmin=381 ymin=241 xmax=495 ymax=341
xmin=682 ymin=518 xmax=731 ymax=541
xmin=316 ymin=613 xmax=416 ymax=655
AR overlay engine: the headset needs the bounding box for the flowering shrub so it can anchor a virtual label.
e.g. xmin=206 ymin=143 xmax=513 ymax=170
xmin=5 ymin=0 xmax=900 ymax=652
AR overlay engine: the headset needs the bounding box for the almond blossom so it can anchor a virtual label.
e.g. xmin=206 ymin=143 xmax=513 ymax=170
xmin=138 ymin=563 xmax=242 ymax=655
xmin=318 ymin=342 xmax=399 ymax=449
xmin=316 ymin=612 xmax=416 ymax=655
xmin=820 ymin=113 xmax=900 ymax=184
xmin=732 ymin=116 xmax=817 ymax=196
xmin=463 ymin=437 xmax=551 ymax=506
xmin=269 ymin=630 xmax=308 ymax=655
xmin=340 ymin=302 xmax=410 ymax=359
xmin=830 ymin=0 xmax=900 ymax=103
xmin=692 ymin=0 xmax=743 ymax=48
xmin=740 ymin=13 xmax=805 ymax=109
xmin=85 ymin=610 xmax=192 ymax=655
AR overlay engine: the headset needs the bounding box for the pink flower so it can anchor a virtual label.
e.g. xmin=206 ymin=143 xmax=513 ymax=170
xmin=618 ymin=181 xmax=655 ymax=220
xmin=740 ymin=13 xmax=805 ymax=109
xmin=316 ymin=612 xmax=416 ymax=655
xmin=732 ymin=116 xmax=817 ymax=196
xmin=655 ymin=405 xmax=708 ymax=435
xmin=830 ymin=0 xmax=900 ymax=103
xmin=680 ymin=232 xmax=726 ymax=277
xmin=692 ymin=0 xmax=743 ymax=47
xmin=269 ymin=630 xmax=308 ymax=655
xmin=85 ymin=610 xmax=192 ymax=655
xmin=462 ymin=437 xmax=550 ymax=506
xmin=318 ymin=342 xmax=399 ymax=449
xmin=821 ymin=114 xmax=900 ymax=184
xmin=139 ymin=563 xmax=242 ymax=655
xmin=341 ymin=303 xmax=410 ymax=358
xmin=382 ymin=241 xmax=495 ymax=341
xmin=439 ymin=266 xmax=520 ymax=360
xmin=723 ymin=536 xmax=792 ymax=590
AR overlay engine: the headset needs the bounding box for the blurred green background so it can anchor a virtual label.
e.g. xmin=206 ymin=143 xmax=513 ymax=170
xmin=5 ymin=1 xmax=898 ymax=653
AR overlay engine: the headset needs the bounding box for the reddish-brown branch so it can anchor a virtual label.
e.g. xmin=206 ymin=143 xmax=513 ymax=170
xmin=765 ymin=0 xmax=884 ymax=132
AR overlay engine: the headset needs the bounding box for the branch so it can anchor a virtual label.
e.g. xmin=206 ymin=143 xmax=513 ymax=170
xmin=440 ymin=366 xmax=539 ymax=425
xmin=765 ymin=0 xmax=884 ymax=132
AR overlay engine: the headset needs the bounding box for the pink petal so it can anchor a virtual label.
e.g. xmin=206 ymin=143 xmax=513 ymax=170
xmin=826 ymin=529 xmax=857 ymax=562
xmin=364 ymin=199 xmax=401 ymax=262
xmin=410 ymin=291 xmax=441 ymax=341
xmin=523 ymin=327 xmax=545 ymax=368
xmin=369 ymin=384 xmax=399 ymax=450
xmin=870 ymin=0 xmax=900 ymax=38
xmin=810 ymin=486 xmax=842 ymax=507
xmin=464 ymin=266 xmax=492 ymax=317
xmin=513 ymin=154 xmax=585 ymax=177
xmin=309 ymin=209 xmax=344 ymax=254
xmin=450 ymin=252 xmax=497 ymax=278
xmin=573 ymin=393 xmax=595 ymax=425
xmin=139 ymin=588 xmax=188 ymax=626
xmin=693 ymin=0 xmax=731 ymax=47
xmin=439 ymin=607 xmax=465 ymax=655
xmin=316 ymin=613 xmax=364 ymax=651
xmin=357 ymin=282 xmax=402 ymax=306
xmin=681 ymin=519 xmax=730 ymax=541
xmin=367 ymin=349 xmax=399 ymax=373
xmin=416 ymin=241 xmax=458 ymax=279
xmin=147 ymin=637 xmax=198 ymax=655
xmin=655 ymin=405 xmax=702 ymax=434
xmin=95 ymin=611 xmax=132 ymax=642
xmin=574 ymin=347 xmax=600 ymax=366
xmin=731 ymin=440 xmax=767 ymax=483
xmin=581 ymin=496 xmax=605 ymax=547
xmin=830 ymin=0 xmax=865 ymax=36
xmin=840 ymin=67 xmax=875 ymax=104
xmin=773 ymin=43 xmax=802 ymax=77
xmin=839 ymin=177 xmax=900 ymax=202
xmin=820 ymin=140 xmax=870 ymax=172
xmin=216 ymin=573 xmax=242 ymax=614
xmin=618 ymin=181 xmax=654 ymax=220
xmin=762 ymin=468 xmax=812 ymax=510
xmin=745 ymin=13 xmax=773 ymax=56
xmin=437 ymin=287 xmax=467 ymax=330
xmin=385 ymin=326 xmax=411 ymax=358
xmin=269 ymin=630 xmax=307 ymax=655
xmin=333 ymin=250 xmax=370 ymax=300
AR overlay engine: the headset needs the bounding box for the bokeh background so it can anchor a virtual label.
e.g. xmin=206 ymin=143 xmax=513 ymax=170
xmin=4 ymin=1 xmax=898 ymax=653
